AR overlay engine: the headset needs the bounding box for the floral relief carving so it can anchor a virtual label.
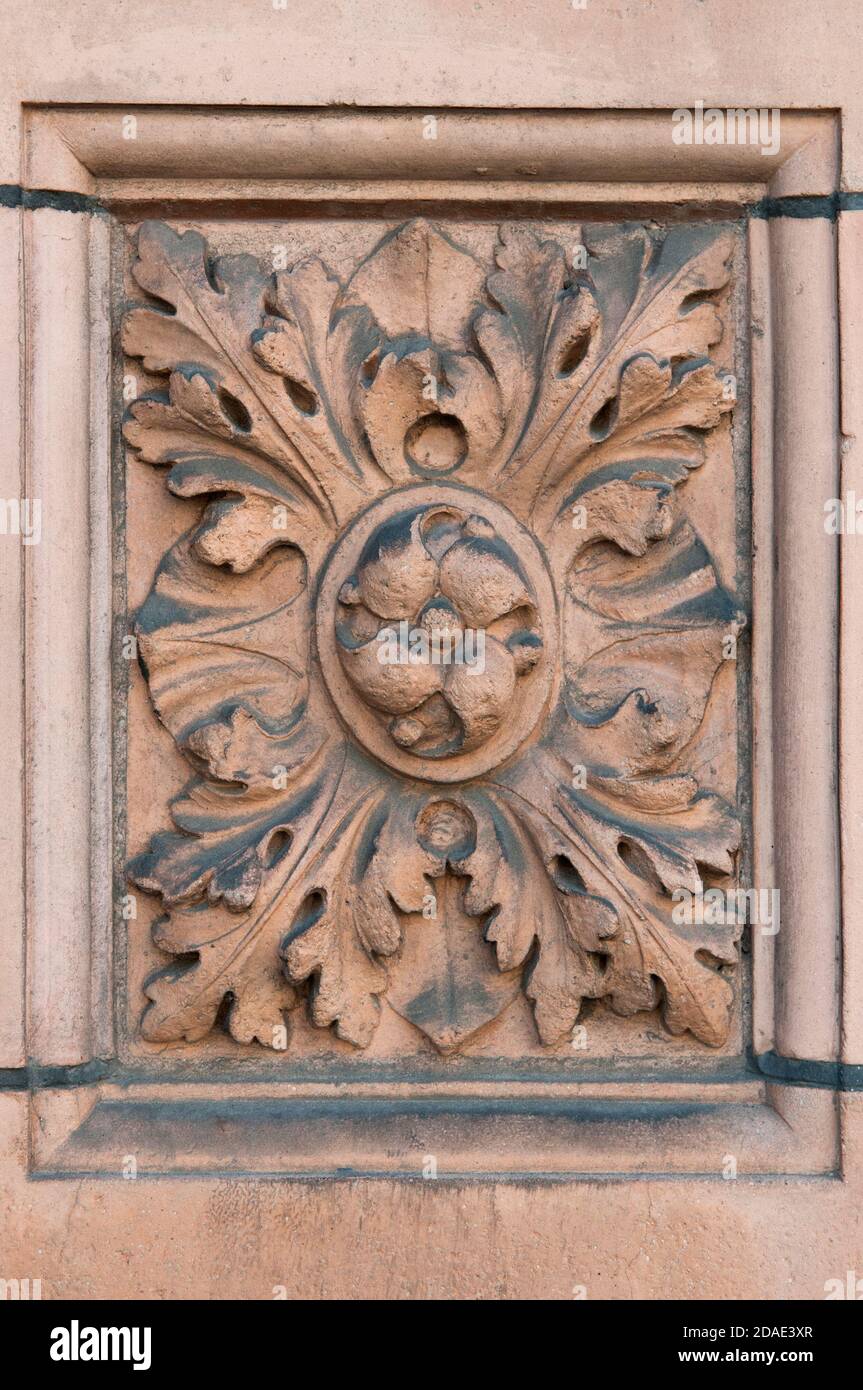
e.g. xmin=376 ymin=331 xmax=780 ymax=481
xmin=124 ymin=217 xmax=744 ymax=1055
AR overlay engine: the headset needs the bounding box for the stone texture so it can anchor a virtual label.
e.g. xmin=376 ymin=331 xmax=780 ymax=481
xmin=3 ymin=0 xmax=862 ymax=1303
xmin=123 ymin=216 xmax=743 ymax=1062
xmin=1 ymin=1 xmax=863 ymax=183
xmin=2 ymin=1091 xmax=863 ymax=1300
xmin=838 ymin=208 xmax=863 ymax=1066
xmin=0 ymin=207 xmax=25 ymax=1068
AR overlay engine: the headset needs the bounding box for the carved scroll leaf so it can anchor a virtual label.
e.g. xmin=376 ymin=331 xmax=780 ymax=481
xmin=485 ymin=224 xmax=734 ymax=531
xmin=560 ymin=502 xmax=743 ymax=780
xmin=494 ymin=759 xmax=741 ymax=1047
xmin=457 ymin=792 xmax=618 ymax=1045
xmin=475 ymin=222 xmax=596 ymax=470
xmin=279 ymin=792 xmax=439 ymax=1046
xmin=136 ymin=534 xmax=310 ymax=775
xmin=123 ymin=221 xmax=379 ymax=531
xmin=138 ymin=744 xmax=344 ymax=1046
xmin=129 ymin=722 xmax=328 ymax=908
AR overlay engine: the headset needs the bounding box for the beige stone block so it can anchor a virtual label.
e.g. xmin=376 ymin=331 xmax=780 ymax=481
xmin=0 ymin=206 xmax=25 ymax=1068
xmin=769 ymin=214 xmax=841 ymax=1063
xmin=25 ymin=208 xmax=100 ymax=1066
xmin=0 ymin=3 xmax=860 ymax=183
xmin=1 ymin=1091 xmax=863 ymax=1300
xmin=839 ymin=208 xmax=863 ymax=1066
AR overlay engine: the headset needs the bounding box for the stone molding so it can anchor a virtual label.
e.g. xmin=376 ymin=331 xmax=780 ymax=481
xmin=5 ymin=104 xmax=853 ymax=1178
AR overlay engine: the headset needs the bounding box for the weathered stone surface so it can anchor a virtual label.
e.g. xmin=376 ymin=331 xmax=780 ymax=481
xmin=4 ymin=0 xmax=863 ymax=1305
xmin=124 ymin=218 xmax=743 ymax=1058
xmin=2 ymin=1091 xmax=863 ymax=1299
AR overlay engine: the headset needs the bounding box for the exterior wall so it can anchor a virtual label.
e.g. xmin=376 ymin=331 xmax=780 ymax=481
xmin=1 ymin=0 xmax=863 ymax=1300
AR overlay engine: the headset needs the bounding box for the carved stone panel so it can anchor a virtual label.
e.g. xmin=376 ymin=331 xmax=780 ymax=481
xmin=7 ymin=0 xmax=859 ymax=1293
xmin=122 ymin=215 xmax=746 ymax=1067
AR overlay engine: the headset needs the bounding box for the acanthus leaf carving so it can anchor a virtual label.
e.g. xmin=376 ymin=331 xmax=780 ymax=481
xmin=124 ymin=215 xmax=745 ymax=1056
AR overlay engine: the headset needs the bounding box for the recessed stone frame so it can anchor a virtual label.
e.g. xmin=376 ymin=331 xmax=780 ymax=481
xmin=9 ymin=105 xmax=851 ymax=1178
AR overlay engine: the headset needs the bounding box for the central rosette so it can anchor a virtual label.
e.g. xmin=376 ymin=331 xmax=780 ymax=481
xmin=316 ymin=483 xmax=558 ymax=781
xmin=337 ymin=506 xmax=541 ymax=756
